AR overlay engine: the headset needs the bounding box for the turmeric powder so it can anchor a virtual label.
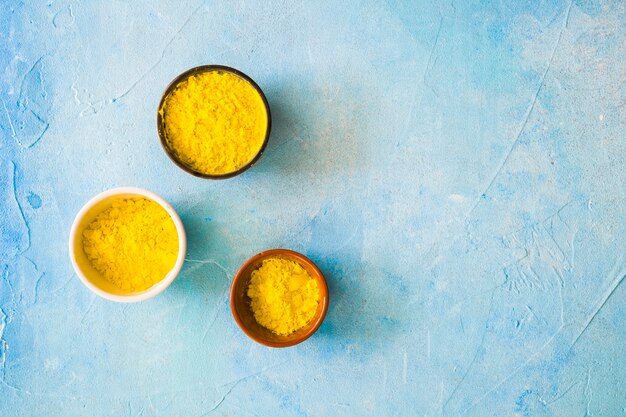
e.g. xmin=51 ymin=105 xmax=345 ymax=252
xmin=82 ymin=198 xmax=179 ymax=292
xmin=247 ymin=258 xmax=320 ymax=335
xmin=160 ymin=70 xmax=268 ymax=175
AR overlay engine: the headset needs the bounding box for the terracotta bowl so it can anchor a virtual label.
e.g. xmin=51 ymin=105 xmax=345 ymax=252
xmin=230 ymin=249 xmax=329 ymax=348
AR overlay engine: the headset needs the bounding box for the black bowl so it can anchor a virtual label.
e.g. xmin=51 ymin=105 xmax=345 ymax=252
xmin=157 ymin=65 xmax=272 ymax=179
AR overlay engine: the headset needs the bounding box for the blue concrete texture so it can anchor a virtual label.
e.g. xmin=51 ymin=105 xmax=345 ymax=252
xmin=1 ymin=0 xmax=625 ymax=415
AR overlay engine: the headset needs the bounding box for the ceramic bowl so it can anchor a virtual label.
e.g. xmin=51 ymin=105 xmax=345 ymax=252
xmin=230 ymin=249 xmax=329 ymax=348
xmin=156 ymin=65 xmax=272 ymax=179
xmin=69 ymin=187 xmax=187 ymax=302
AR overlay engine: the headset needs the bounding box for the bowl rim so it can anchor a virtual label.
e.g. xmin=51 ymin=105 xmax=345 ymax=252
xmin=68 ymin=186 xmax=187 ymax=303
xmin=230 ymin=249 xmax=329 ymax=348
xmin=156 ymin=64 xmax=272 ymax=180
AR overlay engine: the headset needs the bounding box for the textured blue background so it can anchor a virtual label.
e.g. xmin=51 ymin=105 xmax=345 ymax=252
xmin=1 ymin=1 xmax=625 ymax=415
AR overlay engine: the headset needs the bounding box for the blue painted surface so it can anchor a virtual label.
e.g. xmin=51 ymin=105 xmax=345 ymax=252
xmin=1 ymin=1 xmax=625 ymax=415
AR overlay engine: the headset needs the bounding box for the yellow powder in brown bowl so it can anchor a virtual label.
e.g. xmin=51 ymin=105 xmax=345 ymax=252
xmin=247 ymin=257 xmax=320 ymax=336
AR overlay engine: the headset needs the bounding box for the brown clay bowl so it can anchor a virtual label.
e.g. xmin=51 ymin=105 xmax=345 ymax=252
xmin=230 ymin=249 xmax=329 ymax=348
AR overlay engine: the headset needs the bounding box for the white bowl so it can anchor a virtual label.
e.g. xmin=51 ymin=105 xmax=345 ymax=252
xmin=69 ymin=187 xmax=187 ymax=302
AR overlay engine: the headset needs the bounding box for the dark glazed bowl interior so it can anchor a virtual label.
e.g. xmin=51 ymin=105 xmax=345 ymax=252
xmin=230 ymin=249 xmax=329 ymax=348
xmin=157 ymin=65 xmax=271 ymax=180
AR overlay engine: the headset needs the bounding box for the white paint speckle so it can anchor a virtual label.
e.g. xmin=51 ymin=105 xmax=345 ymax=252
xmin=44 ymin=357 xmax=60 ymax=370
xmin=448 ymin=194 xmax=466 ymax=204
xmin=436 ymin=280 xmax=448 ymax=291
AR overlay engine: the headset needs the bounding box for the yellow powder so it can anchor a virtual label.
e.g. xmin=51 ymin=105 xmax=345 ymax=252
xmin=247 ymin=258 xmax=320 ymax=336
xmin=161 ymin=70 xmax=268 ymax=175
xmin=82 ymin=198 xmax=179 ymax=292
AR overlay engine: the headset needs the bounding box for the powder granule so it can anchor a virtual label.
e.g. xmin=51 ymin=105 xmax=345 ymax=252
xmin=161 ymin=70 xmax=268 ymax=175
xmin=247 ymin=258 xmax=320 ymax=336
xmin=82 ymin=198 xmax=179 ymax=292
